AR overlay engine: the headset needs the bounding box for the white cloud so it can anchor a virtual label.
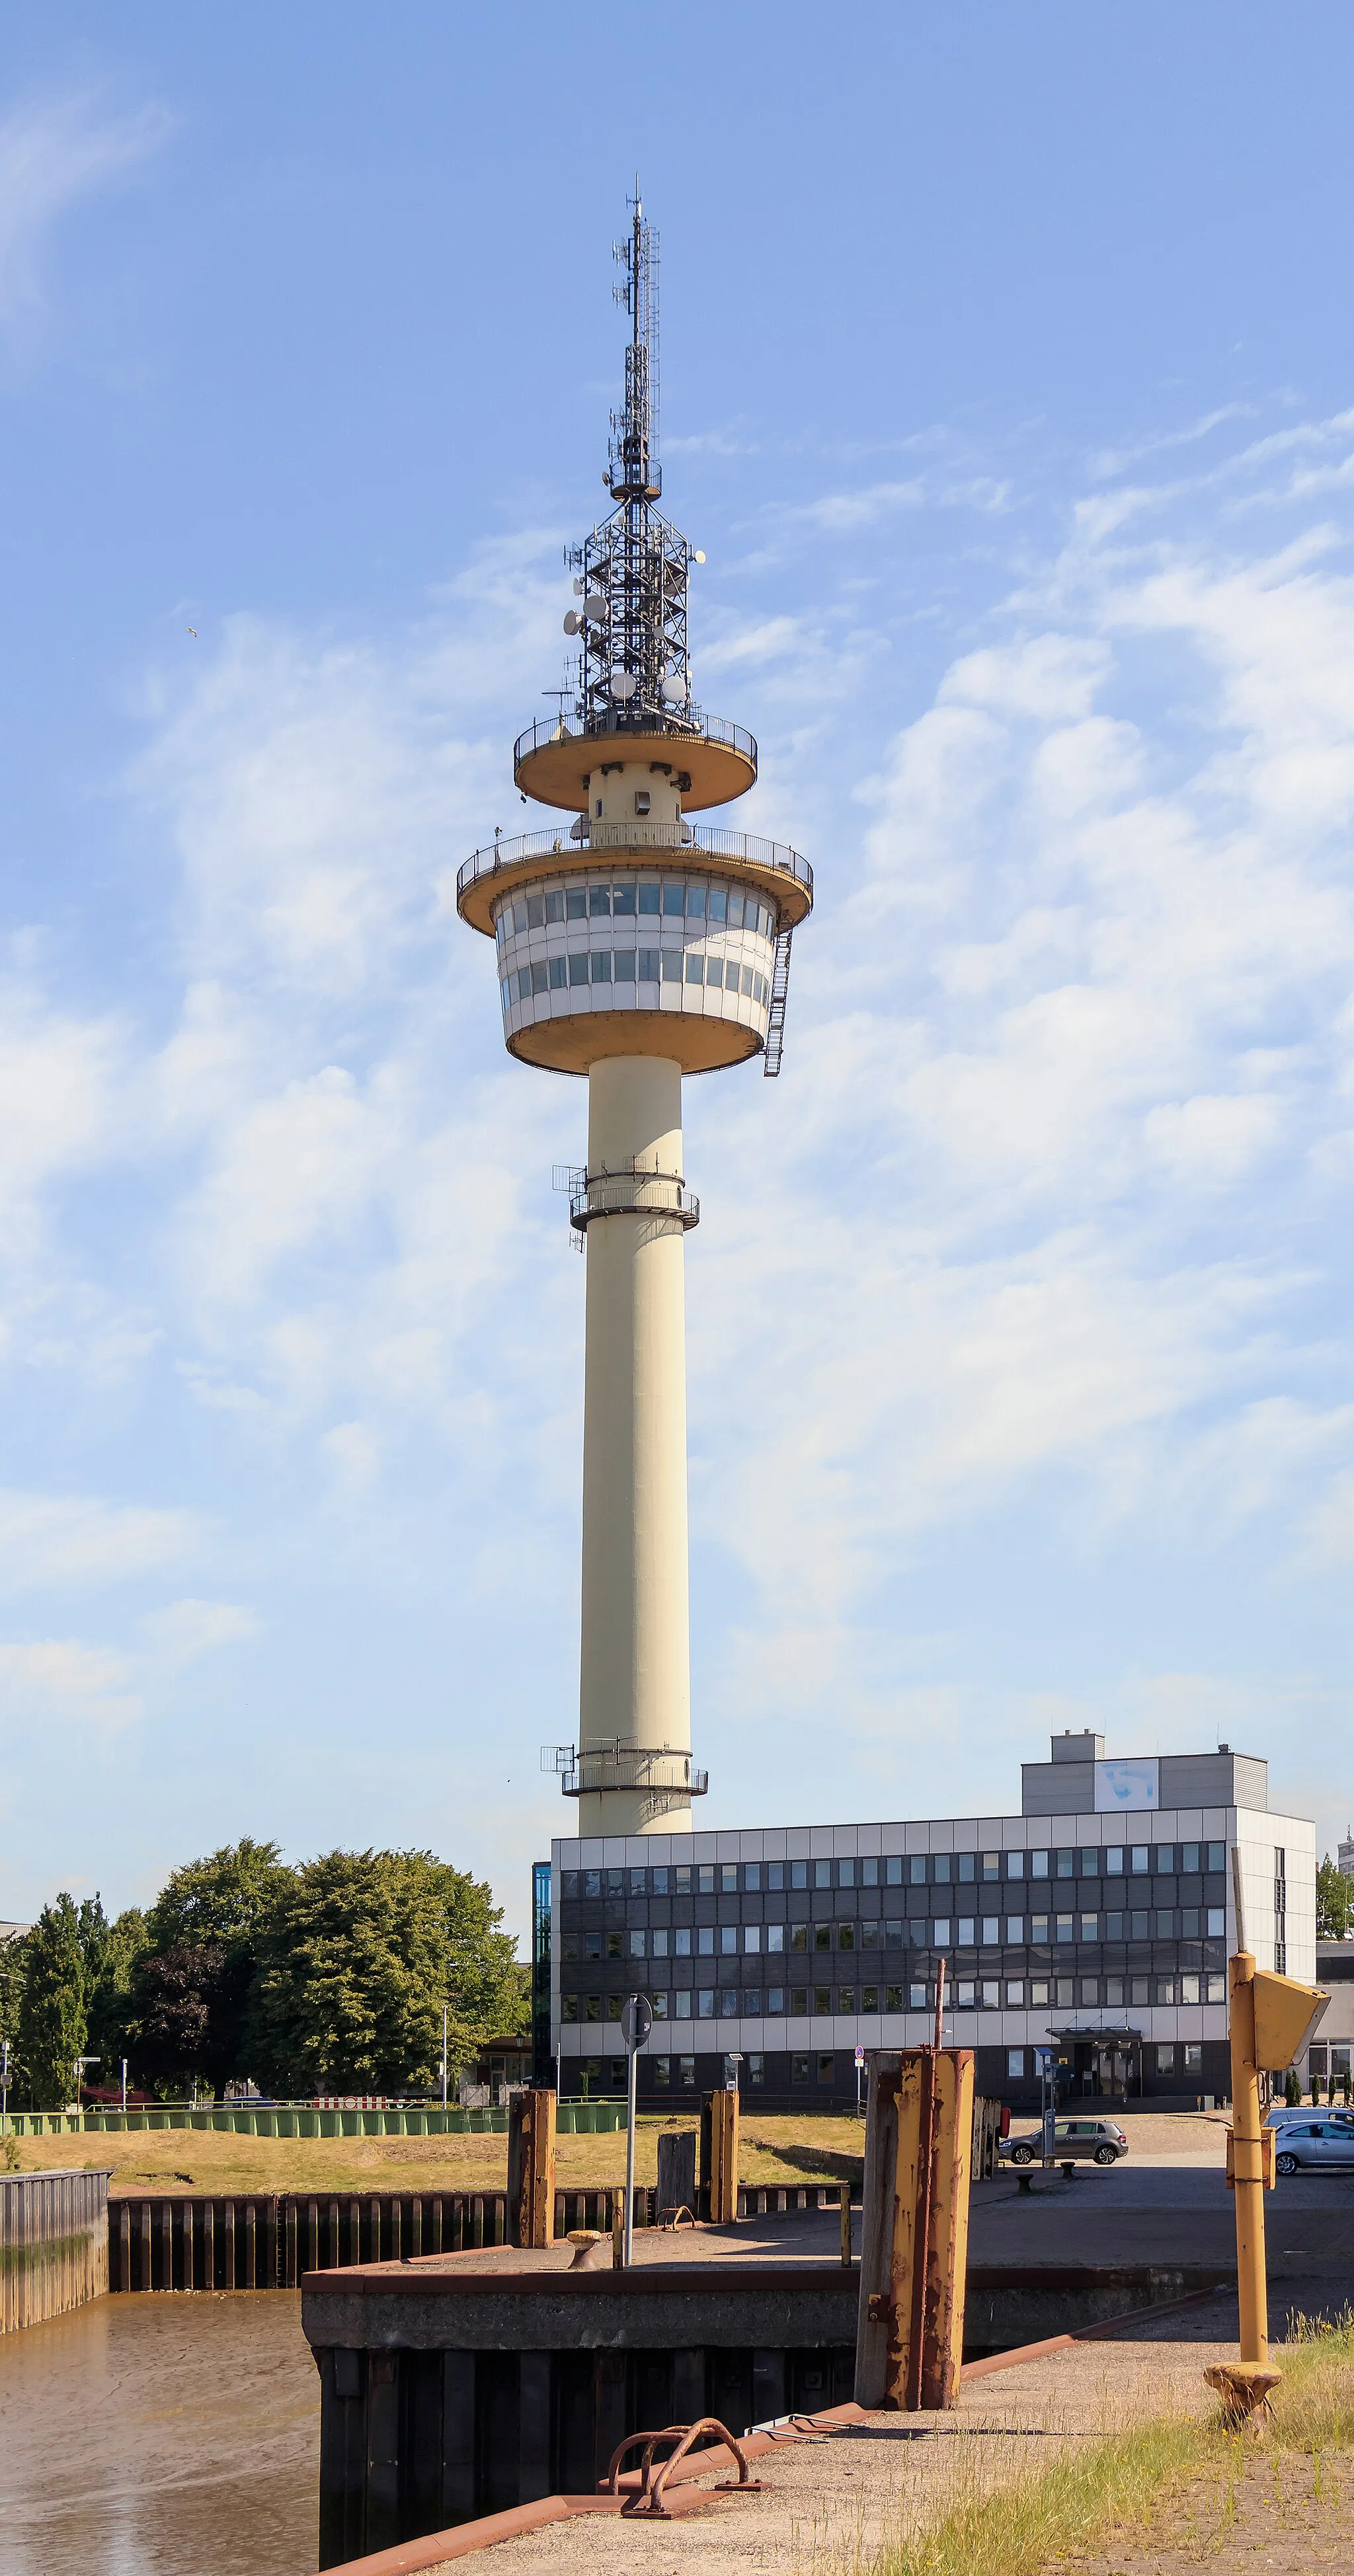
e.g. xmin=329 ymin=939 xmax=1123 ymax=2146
xmin=0 ymin=1638 xmax=139 ymax=1736
xmin=0 ymin=1491 xmax=198 ymax=1594
xmin=137 ymin=1598 xmax=260 ymax=1663
xmin=0 ymin=91 xmax=170 ymax=327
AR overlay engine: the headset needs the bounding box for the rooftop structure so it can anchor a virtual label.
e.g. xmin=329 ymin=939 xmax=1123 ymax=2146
xmin=458 ymin=199 xmax=812 ymax=1838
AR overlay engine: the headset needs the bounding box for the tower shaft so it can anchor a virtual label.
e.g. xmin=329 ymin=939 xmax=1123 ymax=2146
xmin=577 ymin=1054 xmax=694 ymax=1834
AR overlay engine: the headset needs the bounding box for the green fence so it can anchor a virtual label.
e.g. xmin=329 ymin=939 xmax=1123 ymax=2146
xmin=1 ymin=2097 xmax=627 ymax=2139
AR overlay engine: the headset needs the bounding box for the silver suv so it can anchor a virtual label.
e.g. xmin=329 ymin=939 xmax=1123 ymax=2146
xmin=999 ymin=2116 xmax=1129 ymax=2167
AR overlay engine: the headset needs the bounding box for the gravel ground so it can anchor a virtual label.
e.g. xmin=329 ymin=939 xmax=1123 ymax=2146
xmin=430 ymin=2324 xmax=1242 ymax=2576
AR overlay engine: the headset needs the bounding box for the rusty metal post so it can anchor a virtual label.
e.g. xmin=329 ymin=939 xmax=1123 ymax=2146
xmin=507 ymin=2088 xmax=557 ymax=2249
xmin=854 ymin=2043 xmax=974 ymax=2411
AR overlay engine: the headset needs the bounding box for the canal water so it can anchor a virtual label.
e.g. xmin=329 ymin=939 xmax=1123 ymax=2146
xmin=0 ymin=2291 xmax=319 ymax=2576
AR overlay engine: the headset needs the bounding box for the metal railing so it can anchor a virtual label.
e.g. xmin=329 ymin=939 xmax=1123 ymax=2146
xmin=512 ymin=709 xmax=757 ymax=774
xmin=457 ymin=823 xmax=812 ymax=909
xmin=541 ymin=1740 xmax=709 ymax=1799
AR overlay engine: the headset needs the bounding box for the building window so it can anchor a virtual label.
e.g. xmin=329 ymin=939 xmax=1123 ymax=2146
xmin=720 ymin=1925 xmax=737 ymax=1954
xmin=679 ymin=2056 xmax=696 ymax=2088
xmin=886 ymin=1986 xmax=904 ymax=2011
xmin=767 ymin=1988 xmax=785 ymax=2013
xmin=673 ymin=1989 xmax=692 ymax=2019
xmin=955 ymin=1981 xmax=975 ymax=2008
xmin=698 ymin=1927 xmax=715 ymax=1955
xmin=910 ymin=1982 xmax=928 ymax=2010
xmin=980 ymin=1980 xmax=999 ymax=2008
xmin=1184 ymin=2043 xmax=1203 ymax=2073
xmin=814 ymin=1924 xmax=831 ymax=1953
xmin=1156 ymin=1910 xmax=1174 ymax=1939
xmin=834 ymin=1985 xmax=854 ymax=2012
xmin=1055 ymin=1979 xmax=1073 ymax=2006
xmin=817 ymin=2054 xmax=835 ymax=2084
xmin=606 ymin=1996 xmax=622 ymax=2021
xmin=791 ymin=2055 xmax=811 ymax=2085
xmin=1031 ymin=1851 xmax=1049 ymax=1879
xmin=1181 ymin=1843 xmax=1199 ymax=1873
xmin=1105 ymin=1848 xmax=1124 ymax=1875
xmin=562 ymin=1995 xmax=578 ymax=2022
xmin=748 ymin=2052 xmax=765 ymax=2084
xmin=653 ymin=2056 xmax=670 ymax=2087
xmin=791 ymin=1861 xmax=809 ymax=1888
xmin=814 ymin=1984 xmax=831 ymax=2013
xmin=1006 ymin=1916 xmax=1023 ymax=1943
xmin=651 ymin=1928 xmax=668 ymax=1959
xmin=1131 ymin=1848 xmax=1150 ymax=1875
xmin=790 ymin=1927 xmax=808 ymax=1953
xmin=1207 ymin=1842 xmax=1225 ymax=1871
xmin=982 ymin=1916 xmax=1000 ymax=1945
xmin=1056 ymin=1851 xmax=1074 ymax=1880
xmin=629 ymin=1930 xmax=645 ymax=1957
xmin=934 ymin=1920 xmax=951 ymax=1947
xmin=861 ymin=1985 xmax=879 ymax=2011
xmin=1105 ymin=1912 xmax=1123 ymax=1940
xmin=1131 ymin=1977 xmax=1150 ymax=2006
xmin=790 ymin=1986 xmax=809 ymax=2015
xmin=674 ymin=1927 xmax=691 ymax=1957
xmin=697 ymin=1990 xmax=714 ymax=2017
xmin=743 ymin=1988 xmax=760 ymax=2015
xmin=1207 ymin=1909 xmax=1225 ymax=1937
xmin=1205 ymin=1971 xmax=1227 ymax=2004
xmin=1080 ymin=1913 xmax=1098 ymax=1941
xmin=1007 ymin=2049 xmax=1025 ymax=2079
xmin=1181 ymin=1972 xmax=1201 ymax=2004
xmin=1104 ymin=1977 xmax=1123 ymax=2006
xmin=660 ymin=949 xmax=682 ymax=981
xmin=1081 ymin=1978 xmax=1098 ymax=2006
xmin=720 ymin=1989 xmax=738 ymax=2016
xmin=766 ymin=1924 xmax=784 ymax=1953
xmin=743 ymin=1924 xmax=760 ymax=1954
xmin=1006 ymin=1980 xmax=1025 ymax=2005
xmin=1055 ymin=1915 xmax=1074 ymax=1943
xmin=1029 ymin=1978 xmax=1049 ymax=2006
xmin=1156 ymin=2045 xmax=1176 ymax=2075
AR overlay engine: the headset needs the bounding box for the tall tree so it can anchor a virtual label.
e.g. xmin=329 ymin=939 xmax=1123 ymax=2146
xmin=248 ymin=1849 xmax=524 ymax=2099
xmin=140 ymin=1838 xmax=290 ymax=2091
xmin=1317 ymin=1855 xmax=1352 ymax=1940
xmin=83 ymin=1906 xmax=150 ymax=2080
xmin=17 ymin=1894 xmax=87 ymax=2110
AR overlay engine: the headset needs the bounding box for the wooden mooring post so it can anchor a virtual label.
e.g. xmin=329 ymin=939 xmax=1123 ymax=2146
xmin=506 ymin=2088 xmax=556 ymax=2249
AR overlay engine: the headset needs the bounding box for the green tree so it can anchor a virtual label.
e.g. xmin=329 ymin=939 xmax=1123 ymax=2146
xmin=138 ymin=1838 xmax=290 ymax=2093
xmin=1317 ymin=1855 xmax=1352 ymax=1940
xmin=17 ymin=1895 xmax=87 ymax=2110
xmin=248 ymin=1849 xmax=524 ymax=2099
xmin=83 ymin=1907 xmax=149 ymax=2080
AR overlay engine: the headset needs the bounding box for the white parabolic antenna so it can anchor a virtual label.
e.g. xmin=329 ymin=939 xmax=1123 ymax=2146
xmin=662 ymin=674 xmax=686 ymax=705
xmin=563 ymin=610 xmax=579 ymax=635
xmin=611 ymin=670 xmax=637 ymax=700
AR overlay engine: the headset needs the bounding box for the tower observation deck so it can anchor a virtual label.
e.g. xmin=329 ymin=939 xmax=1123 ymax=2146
xmin=458 ymin=198 xmax=813 ymax=1833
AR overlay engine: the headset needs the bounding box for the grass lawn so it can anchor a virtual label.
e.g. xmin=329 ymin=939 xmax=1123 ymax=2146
xmin=5 ymin=2109 xmax=871 ymax=2198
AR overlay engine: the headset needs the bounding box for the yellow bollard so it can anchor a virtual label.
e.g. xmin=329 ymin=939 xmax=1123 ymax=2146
xmin=1205 ymin=1891 xmax=1328 ymax=2430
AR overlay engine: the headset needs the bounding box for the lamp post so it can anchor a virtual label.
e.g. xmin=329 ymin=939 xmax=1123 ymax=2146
xmin=73 ymin=2055 xmax=100 ymax=2117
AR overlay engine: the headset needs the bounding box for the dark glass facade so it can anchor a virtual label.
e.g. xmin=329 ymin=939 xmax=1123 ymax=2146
xmin=551 ymin=1837 xmax=1240 ymax=2109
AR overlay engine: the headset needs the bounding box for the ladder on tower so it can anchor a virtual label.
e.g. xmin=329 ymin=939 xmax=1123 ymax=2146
xmin=764 ymin=925 xmax=794 ymax=1076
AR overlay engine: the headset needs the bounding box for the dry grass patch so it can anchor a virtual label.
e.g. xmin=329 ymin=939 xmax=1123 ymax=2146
xmin=865 ymin=2320 xmax=1354 ymax=2576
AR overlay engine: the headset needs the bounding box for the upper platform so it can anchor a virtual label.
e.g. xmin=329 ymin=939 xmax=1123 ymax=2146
xmin=514 ymin=713 xmax=756 ymax=814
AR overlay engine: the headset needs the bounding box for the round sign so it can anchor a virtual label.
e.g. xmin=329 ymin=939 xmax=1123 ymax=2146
xmin=854 ymin=2045 xmax=865 ymax=2066
xmin=620 ymin=1994 xmax=653 ymax=2053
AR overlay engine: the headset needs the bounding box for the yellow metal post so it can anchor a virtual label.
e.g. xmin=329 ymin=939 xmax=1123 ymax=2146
xmin=1228 ymin=1950 xmax=1269 ymax=2370
xmin=1205 ymin=1859 xmax=1328 ymax=2428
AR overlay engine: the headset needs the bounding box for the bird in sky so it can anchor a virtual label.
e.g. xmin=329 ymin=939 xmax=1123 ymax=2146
xmin=187 ymin=625 xmax=197 ymax=638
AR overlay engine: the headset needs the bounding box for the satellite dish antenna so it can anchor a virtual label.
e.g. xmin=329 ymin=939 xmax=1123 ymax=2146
xmin=563 ymin=610 xmax=580 ymax=636
xmin=662 ymin=674 xmax=686 ymax=705
xmin=610 ymin=670 xmax=637 ymax=700
xmin=584 ymin=593 xmax=607 ymax=623
xmin=694 ymin=550 xmax=706 ymax=565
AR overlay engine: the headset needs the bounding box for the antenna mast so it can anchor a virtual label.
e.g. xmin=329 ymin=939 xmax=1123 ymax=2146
xmin=569 ymin=188 xmax=695 ymax=741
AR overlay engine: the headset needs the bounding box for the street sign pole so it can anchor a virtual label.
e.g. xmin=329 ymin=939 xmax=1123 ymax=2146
xmin=619 ymin=1994 xmax=653 ymax=2266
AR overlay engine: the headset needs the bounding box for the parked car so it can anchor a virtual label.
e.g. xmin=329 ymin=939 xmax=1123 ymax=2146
xmin=998 ymin=2117 xmax=1129 ymax=2167
xmin=1273 ymin=2120 xmax=1354 ymax=2176
xmin=1266 ymin=2103 xmax=1354 ymax=2130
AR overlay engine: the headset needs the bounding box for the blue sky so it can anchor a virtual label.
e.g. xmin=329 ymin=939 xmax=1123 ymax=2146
xmin=1 ymin=6 xmax=1353 ymax=1941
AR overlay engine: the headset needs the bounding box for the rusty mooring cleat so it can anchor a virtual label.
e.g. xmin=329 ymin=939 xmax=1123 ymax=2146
xmin=1205 ymin=2362 xmax=1283 ymax=2431
xmin=565 ymin=2229 xmax=608 ymax=2270
xmin=606 ymin=2417 xmax=764 ymax=2517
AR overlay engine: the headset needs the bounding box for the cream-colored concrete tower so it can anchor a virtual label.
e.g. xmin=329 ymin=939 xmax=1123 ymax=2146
xmin=457 ymin=202 xmax=812 ymax=1834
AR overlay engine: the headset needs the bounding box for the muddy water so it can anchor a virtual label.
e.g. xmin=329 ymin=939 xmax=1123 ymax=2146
xmin=0 ymin=2292 xmax=319 ymax=2576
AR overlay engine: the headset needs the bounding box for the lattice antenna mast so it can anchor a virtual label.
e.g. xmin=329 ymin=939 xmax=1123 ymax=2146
xmin=569 ymin=190 xmax=695 ymax=740
xmin=612 ymin=192 xmax=660 ymax=505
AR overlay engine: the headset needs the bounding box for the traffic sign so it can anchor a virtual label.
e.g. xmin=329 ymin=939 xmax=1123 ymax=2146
xmin=620 ymin=1994 xmax=653 ymax=2054
xmin=854 ymin=2045 xmax=865 ymax=2066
